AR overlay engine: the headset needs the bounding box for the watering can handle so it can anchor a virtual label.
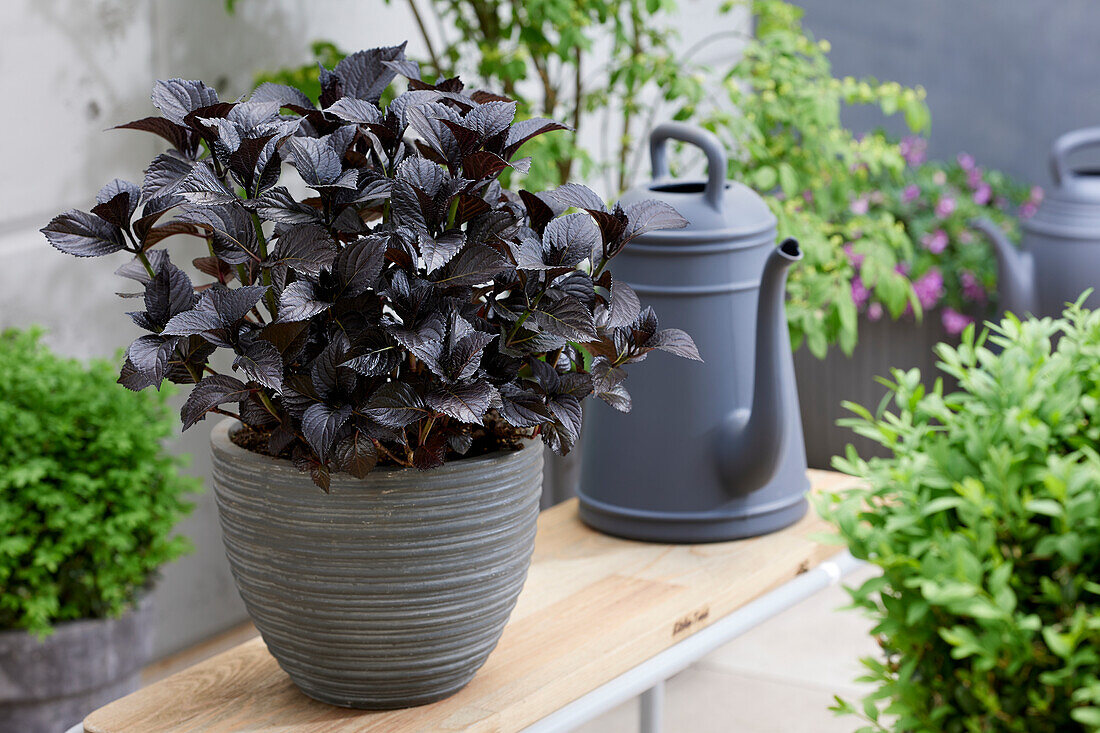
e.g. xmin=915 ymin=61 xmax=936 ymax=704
xmin=649 ymin=122 xmax=728 ymax=211
xmin=1050 ymin=126 xmax=1100 ymax=186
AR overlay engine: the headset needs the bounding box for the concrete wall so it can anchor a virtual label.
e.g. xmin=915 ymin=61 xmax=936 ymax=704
xmin=798 ymin=0 xmax=1100 ymax=189
xmin=0 ymin=0 xmax=748 ymax=659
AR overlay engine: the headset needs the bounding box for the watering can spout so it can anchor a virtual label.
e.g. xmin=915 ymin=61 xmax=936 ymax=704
xmin=972 ymin=218 xmax=1037 ymax=316
xmin=717 ymin=238 xmax=802 ymax=494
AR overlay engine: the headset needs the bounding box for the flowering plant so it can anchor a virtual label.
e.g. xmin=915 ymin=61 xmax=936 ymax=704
xmin=847 ymin=139 xmax=1038 ymax=336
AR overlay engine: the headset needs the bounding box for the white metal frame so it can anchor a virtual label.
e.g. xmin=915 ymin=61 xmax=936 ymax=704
xmin=522 ymin=551 xmax=862 ymax=733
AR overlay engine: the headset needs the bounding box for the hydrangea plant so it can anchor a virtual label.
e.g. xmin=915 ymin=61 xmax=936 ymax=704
xmin=820 ymin=299 xmax=1100 ymax=732
xmin=41 ymin=44 xmax=699 ymax=490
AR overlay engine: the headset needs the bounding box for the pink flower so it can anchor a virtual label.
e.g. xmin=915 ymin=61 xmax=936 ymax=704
xmin=867 ymin=302 xmax=884 ymax=321
xmin=850 ymin=196 xmax=869 ymax=215
xmin=1030 ymin=185 xmax=1044 ymax=203
xmin=966 ymin=167 xmax=984 ymax=188
xmin=960 ymin=270 xmax=986 ymax=302
xmin=957 ymin=153 xmax=975 ymax=171
xmin=921 ymin=229 xmax=949 ymax=254
xmin=899 ymin=136 xmax=927 ymax=167
xmin=843 ymin=243 xmax=865 ymax=267
xmin=902 ymin=183 xmax=920 ymax=203
xmin=913 ymin=268 xmax=944 ymax=310
xmin=973 ymin=182 xmax=992 ymax=205
xmin=895 ymin=261 xmax=911 ymax=277
xmin=933 ymin=170 xmax=947 ymax=186
xmin=941 ymin=307 xmax=975 ymax=335
xmin=851 ymin=277 xmax=871 ymax=309
xmin=935 ymin=196 xmax=956 ymax=218
xmin=801 ymin=190 xmax=814 ymax=204
xmin=1021 ymin=202 xmax=1038 ymax=219
xmin=958 ymin=230 xmax=974 ymax=244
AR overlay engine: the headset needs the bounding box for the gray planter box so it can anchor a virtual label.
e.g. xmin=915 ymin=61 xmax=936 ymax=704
xmin=0 ymin=597 xmax=152 ymax=733
xmin=793 ymin=315 xmax=955 ymax=469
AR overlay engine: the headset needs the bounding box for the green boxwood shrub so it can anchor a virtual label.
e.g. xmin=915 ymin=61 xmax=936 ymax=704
xmin=0 ymin=329 xmax=196 ymax=635
xmin=820 ymin=299 xmax=1100 ymax=732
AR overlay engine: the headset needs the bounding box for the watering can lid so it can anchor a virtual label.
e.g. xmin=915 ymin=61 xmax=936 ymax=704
xmin=619 ymin=122 xmax=776 ymax=243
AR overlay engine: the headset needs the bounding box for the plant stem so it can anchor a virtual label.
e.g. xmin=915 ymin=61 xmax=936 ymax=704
xmin=250 ymin=212 xmax=278 ymax=318
xmin=256 ymin=390 xmax=279 ymax=419
xmin=135 ymin=249 xmax=157 ymax=279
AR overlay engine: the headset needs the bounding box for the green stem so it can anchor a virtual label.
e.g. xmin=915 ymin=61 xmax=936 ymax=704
xmin=256 ymin=390 xmax=279 ymax=419
xmin=506 ymin=290 xmax=545 ymax=345
xmin=135 ymin=249 xmax=157 ymax=279
xmin=250 ymin=211 xmax=278 ymax=319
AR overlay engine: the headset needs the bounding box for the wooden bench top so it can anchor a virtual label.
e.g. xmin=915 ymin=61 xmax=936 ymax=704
xmin=84 ymin=470 xmax=853 ymax=733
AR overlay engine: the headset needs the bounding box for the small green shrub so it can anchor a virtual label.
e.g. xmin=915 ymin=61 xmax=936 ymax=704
xmin=820 ymin=299 xmax=1100 ymax=731
xmin=0 ymin=329 xmax=196 ymax=635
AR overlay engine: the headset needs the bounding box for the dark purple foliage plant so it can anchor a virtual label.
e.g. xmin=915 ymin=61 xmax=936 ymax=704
xmin=42 ymin=44 xmax=699 ymax=490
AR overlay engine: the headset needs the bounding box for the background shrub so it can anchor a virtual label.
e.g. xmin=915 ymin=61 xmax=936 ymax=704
xmin=0 ymin=329 xmax=196 ymax=635
xmin=820 ymin=300 xmax=1100 ymax=731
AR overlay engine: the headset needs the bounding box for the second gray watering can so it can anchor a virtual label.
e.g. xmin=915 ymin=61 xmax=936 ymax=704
xmin=975 ymin=127 xmax=1100 ymax=316
xmin=578 ymin=123 xmax=809 ymax=543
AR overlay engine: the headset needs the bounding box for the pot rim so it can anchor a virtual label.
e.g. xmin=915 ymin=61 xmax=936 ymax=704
xmin=0 ymin=592 xmax=152 ymax=640
xmin=210 ymin=417 xmax=541 ymax=479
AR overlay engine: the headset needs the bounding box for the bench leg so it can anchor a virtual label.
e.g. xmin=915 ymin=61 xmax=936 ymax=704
xmin=639 ymin=680 xmax=665 ymax=733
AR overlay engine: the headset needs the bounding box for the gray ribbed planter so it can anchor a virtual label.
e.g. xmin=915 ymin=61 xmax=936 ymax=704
xmin=209 ymin=419 xmax=543 ymax=709
xmin=0 ymin=596 xmax=152 ymax=733
xmin=793 ymin=314 xmax=957 ymax=469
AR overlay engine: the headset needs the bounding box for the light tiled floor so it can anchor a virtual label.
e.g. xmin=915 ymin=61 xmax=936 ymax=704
xmin=574 ymin=564 xmax=882 ymax=733
xmin=142 ymin=566 xmax=882 ymax=732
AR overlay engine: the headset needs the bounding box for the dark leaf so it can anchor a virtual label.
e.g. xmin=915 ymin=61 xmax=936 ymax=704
xmin=92 ymin=179 xmax=141 ymax=226
xmin=115 ymin=116 xmax=197 ymax=157
xmin=503 ymin=118 xmax=569 ymax=158
xmin=276 ymin=280 xmax=332 ymax=323
xmin=498 ymin=383 xmax=551 ymax=427
xmin=250 ymin=82 xmax=315 ymax=110
xmin=142 ymin=153 xmax=193 ymax=200
xmin=412 ymin=431 xmax=448 ymax=470
xmin=547 ymin=182 xmax=606 ymax=213
xmin=41 ymin=210 xmax=126 ymax=257
xmin=180 ymin=374 xmax=251 ymax=430
xmin=301 ymin=403 xmax=353 ymax=461
xmin=336 ymin=235 xmax=386 ymax=296
xmin=151 ymin=78 xmax=219 ymax=126
xmin=623 ymin=200 xmax=689 ymax=244
xmin=425 ymin=382 xmax=495 ymax=424
xmin=342 ymin=330 xmax=400 ymax=376
xmin=647 ymin=328 xmax=702 ymax=361
xmin=532 ymin=296 xmax=596 ymax=341
xmin=233 ymin=339 xmax=284 ymax=391
xmin=250 ymin=186 xmax=322 ymax=224
xmin=543 ymin=213 xmax=599 ymax=267
xmin=433 ymin=244 xmax=509 ymax=288
xmin=271 ymin=223 xmax=337 ymax=276
xmin=334 ymin=430 xmax=378 ymax=478
xmin=419 ymin=229 xmax=465 ymax=273
xmin=144 ymin=260 xmax=197 ymax=327
xmin=176 ymin=162 xmax=240 ymax=206
xmin=333 ymin=43 xmax=407 ymax=103
xmin=178 ymin=203 xmax=258 ymax=265
xmin=326 ymin=96 xmax=382 ymax=125
xmin=284 ymin=136 xmax=343 ymax=187
xmin=365 ymin=382 xmax=430 ymax=428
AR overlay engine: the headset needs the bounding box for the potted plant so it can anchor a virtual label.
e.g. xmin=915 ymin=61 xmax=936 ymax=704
xmin=41 ymin=43 xmax=697 ymax=709
xmin=793 ymin=144 xmax=1037 ymax=466
xmin=0 ymin=329 xmax=195 ymax=733
xmin=819 ymin=299 xmax=1100 ymax=731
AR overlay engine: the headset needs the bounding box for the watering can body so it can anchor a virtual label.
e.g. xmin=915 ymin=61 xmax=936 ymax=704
xmin=578 ymin=123 xmax=809 ymax=543
xmin=976 ymin=127 xmax=1100 ymax=317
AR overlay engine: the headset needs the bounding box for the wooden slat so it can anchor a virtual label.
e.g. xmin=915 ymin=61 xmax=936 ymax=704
xmin=84 ymin=470 xmax=855 ymax=733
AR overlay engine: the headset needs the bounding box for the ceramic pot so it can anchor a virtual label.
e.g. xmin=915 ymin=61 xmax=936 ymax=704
xmin=0 ymin=597 xmax=152 ymax=733
xmin=209 ymin=419 xmax=543 ymax=709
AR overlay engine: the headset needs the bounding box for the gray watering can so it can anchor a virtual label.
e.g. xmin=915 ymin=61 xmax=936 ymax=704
xmin=975 ymin=127 xmax=1100 ymax=316
xmin=578 ymin=122 xmax=809 ymax=543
